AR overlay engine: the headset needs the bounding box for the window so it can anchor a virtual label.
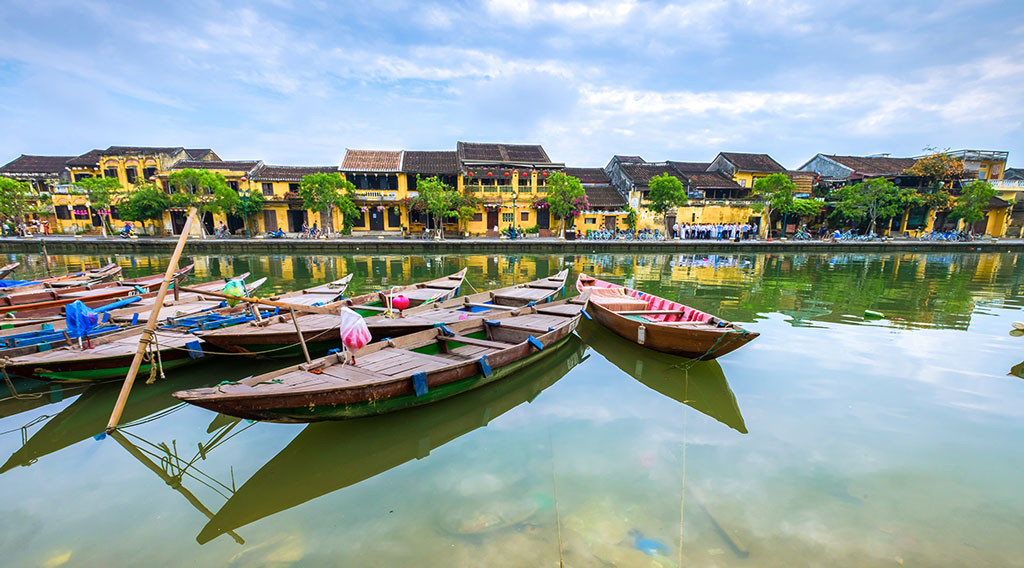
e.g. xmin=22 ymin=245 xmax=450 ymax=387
xmin=73 ymin=206 xmax=90 ymax=220
xmin=74 ymin=173 xmax=92 ymax=182
xmin=125 ymin=167 xmax=138 ymax=184
xmin=55 ymin=205 xmax=71 ymax=220
xmin=473 ymin=213 xmax=483 ymax=222
xmin=104 ymin=167 xmax=118 ymax=179
xmin=161 ymin=180 xmax=171 ymax=193
xmin=143 ymin=167 xmax=157 ymax=180
xmin=521 ymin=212 xmax=529 ymax=222
xmin=228 ymin=181 xmax=239 ymax=191
xmin=288 ymin=183 xmax=300 ymax=193
xmin=502 ymin=213 xmax=514 ymax=223
xmin=585 ymin=217 xmax=596 ymax=224
xmin=110 ymin=207 xmax=120 ymax=220
xmin=990 ymin=165 xmax=1001 ymax=179
xmin=262 ymin=182 xmax=274 ymax=196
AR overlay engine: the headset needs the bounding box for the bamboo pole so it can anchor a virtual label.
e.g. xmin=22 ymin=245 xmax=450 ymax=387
xmin=105 ymin=207 xmax=198 ymax=433
xmin=289 ymin=307 xmax=311 ymax=364
xmin=176 ymin=286 xmax=338 ymax=315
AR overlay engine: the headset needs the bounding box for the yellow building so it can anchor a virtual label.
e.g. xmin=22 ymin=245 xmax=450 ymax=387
xmin=340 ymin=150 xmax=409 ymax=233
xmin=0 ymin=154 xmax=76 ymax=233
xmin=247 ymin=165 xmax=340 ymax=235
xmin=157 ymin=160 xmax=263 ymax=235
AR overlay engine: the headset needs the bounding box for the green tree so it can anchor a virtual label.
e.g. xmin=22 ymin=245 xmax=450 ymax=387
xmin=543 ymin=172 xmax=588 ymax=237
xmin=949 ymin=180 xmax=997 ymax=231
xmin=299 ymin=172 xmax=358 ymax=235
xmin=752 ymin=173 xmax=798 ymax=237
xmin=74 ymin=177 xmax=121 ymax=237
xmin=830 ymin=178 xmax=912 ymax=235
xmin=626 ymin=207 xmax=638 ymax=232
xmin=0 ymin=178 xmax=37 ymax=228
xmin=118 ymin=182 xmax=170 ymax=235
xmin=168 ymin=169 xmax=239 ymax=237
xmin=410 ymin=175 xmax=460 ymax=238
xmin=647 ymin=173 xmax=688 ymax=237
xmin=231 ymin=187 xmax=266 ymax=238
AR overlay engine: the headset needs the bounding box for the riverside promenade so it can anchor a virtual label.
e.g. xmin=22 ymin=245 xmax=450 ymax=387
xmin=0 ymin=235 xmax=1020 ymax=254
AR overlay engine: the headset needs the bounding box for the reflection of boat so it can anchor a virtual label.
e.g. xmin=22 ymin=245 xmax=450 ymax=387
xmin=578 ymin=320 xmax=746 ymax=433
xmin=1010 ymin=361 xmax=1024 ymax=379
xmin=0 ymin=262 xmax=19 ymax=280
xmin=577 ymin=274 xmax=758 ymax=359
xmin=0 ymin=358 xmax=282 ymax=473
xmin=0 ymin=378 xmax=77 ymax=421
xmin=175 ymin=297 xmax=585 ymax=422
xmin=196 ymin=335 xmax=587 ymax=544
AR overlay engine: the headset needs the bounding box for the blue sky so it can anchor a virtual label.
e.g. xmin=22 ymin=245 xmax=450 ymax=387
xmin=1 ymin=0 xmax=1023 ymax=169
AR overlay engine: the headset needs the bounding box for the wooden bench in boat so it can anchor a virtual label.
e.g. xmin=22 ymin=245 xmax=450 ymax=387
xmin=437 ymin=334 xmax=511 ymax=350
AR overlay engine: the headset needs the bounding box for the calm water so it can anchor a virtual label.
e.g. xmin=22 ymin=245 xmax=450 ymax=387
xmin=0 ymin=251 xmax=1022 ymax=567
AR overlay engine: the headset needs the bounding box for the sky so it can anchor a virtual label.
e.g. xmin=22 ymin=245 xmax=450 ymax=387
xmin=1 ymin=0 xmax=1023 ymax=169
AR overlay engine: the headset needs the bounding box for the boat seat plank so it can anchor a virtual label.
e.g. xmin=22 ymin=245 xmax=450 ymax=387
xmin=401 ymin=288 xmax=450 ymax=301
xmin=536 ymin=304 xmax=583 ymax=316
xmin=438 ymin=335 xmax=512 ymax=350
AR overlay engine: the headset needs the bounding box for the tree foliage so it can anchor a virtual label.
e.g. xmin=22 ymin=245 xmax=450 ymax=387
xmin=752 ymin=173 xmax=798 ymax=237
xmin=168 ymin=169 xmax=239 ymax=216
xmin=830 ymin=177 xmax=912 ymax=234
xmin=647 ymin=173 xmax=688 ymax=214
xmin=949 ymin=180 xmax=997 ymax=226
xmin=542 ymin=172 xmax=588 ymax=235
xmin=904 ymin=150 xmax=965 ymax=186
xmin=74 ymin=176 xmax=121 ymax=211
xmin=118 ymin=182 xmax=170 ymax=233
xmin=299 ymin=172 xmax=358 ymax=235
xmin=408 ymin=176 xmax=480 ymax=237
xmin=0 ymin=178 xmax=44 ymax=224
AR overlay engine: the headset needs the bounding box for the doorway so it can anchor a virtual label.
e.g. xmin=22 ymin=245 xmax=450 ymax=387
xmin=226 ymin=214 xmax=245 ymax=235
xmin=263 ymin=210 xmax=278 ymax=232
xmin=202 ymin=211 xmax=215 ymax=235
xmin=170 ymin=211 xmax=187 ymax=235
xmin=487 ymin=210 xmax=499 ymax=232
xmin=605 ymin=215 xmax=617 ymax=231
xmin=368 ymin=209 xmax=385 ymax=231
xmin=536 ymin=209 xmax=549 ymax=229
xmin=287 ymin=210 xmax=307 ymax=233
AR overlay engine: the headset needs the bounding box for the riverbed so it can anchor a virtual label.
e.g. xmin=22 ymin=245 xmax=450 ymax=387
xmin=0 ymin=251 xmax=1021 ymax=567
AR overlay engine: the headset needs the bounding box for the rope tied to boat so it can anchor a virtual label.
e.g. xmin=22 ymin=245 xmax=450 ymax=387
xmin=0 ymin=357 xmax=43 ymax=400
xmin=139 ymin=328 xmax=166 ymax=384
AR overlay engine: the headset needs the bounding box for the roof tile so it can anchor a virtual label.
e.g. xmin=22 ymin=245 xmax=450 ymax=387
xmin=340 ymin=150 xmax=402 ymax=172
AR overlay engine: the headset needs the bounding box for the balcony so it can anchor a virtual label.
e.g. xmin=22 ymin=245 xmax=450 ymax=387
xmin=354 ymin=190 xmax=399 ymax=201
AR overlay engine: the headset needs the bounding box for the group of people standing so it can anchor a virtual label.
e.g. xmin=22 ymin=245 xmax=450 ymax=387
xmin=671 ymin=223 xmax=758 ymax=241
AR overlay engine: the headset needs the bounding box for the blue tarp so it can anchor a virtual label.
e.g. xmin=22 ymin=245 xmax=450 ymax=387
xmin=0 ymin=280 xmax=38 ymax=288
xmin=65 ymin=300 xmax=99 ymax=338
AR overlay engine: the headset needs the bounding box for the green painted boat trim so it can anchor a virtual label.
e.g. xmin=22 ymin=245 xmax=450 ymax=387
xmin=38 ymin=358 xmax=197 ymax=383
xmin=266 ymin=335 xmax=574 ymax=420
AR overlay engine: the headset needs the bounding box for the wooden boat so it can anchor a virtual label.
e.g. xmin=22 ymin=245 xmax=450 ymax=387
xmin=0 ymin=275 xmax=266 ymax=359
xmin=197 ymin=269 xmax=466 ymax=358
xmin=577 ymin=274 xmax=758 ymax=360
xmin=1 ymin=276 xmax=271 ymax=383
xmin=577 ymin=320 xmax=746 ymax=433
xmin=194 ymin=335 xmax=586 ymax=543
xmin=0 ymin=263 xmax=122 ymax=293
xmin=0 ymin=264 xmax=193 ymax=317
xmin=364 ymin=269 xmax=569 ymax=340
xmin=174 ymin=294 xmax=587 ymax=422
xmin=0 ymin=262 xmax=19 ymax=279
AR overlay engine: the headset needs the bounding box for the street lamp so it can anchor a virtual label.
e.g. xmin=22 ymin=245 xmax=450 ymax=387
xmin=511 ymin=191 xmax=518 ymax=237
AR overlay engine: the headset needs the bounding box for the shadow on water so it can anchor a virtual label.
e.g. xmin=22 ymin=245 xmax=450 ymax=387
xmin=577 ymin=319 xmax=746 ymax=433
xmin=0 ymin=357 xmax=288 ymax=474
xmin=196 ymin=335 xmax=588 ymax=544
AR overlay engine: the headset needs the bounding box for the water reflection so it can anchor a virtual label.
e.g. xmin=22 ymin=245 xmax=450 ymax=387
xmin=577 ymin=320 xmax=746 ymax=433
xmin=197 ymin=335 xmax=587 ymax=544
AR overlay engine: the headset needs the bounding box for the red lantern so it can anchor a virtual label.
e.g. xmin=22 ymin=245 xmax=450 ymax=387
xmin=521 ymin=172 xmax=527 ymax=177
xmin=148 ymin=176 xmax=156 ymax=181
xmin=487 ymin=172 xmax=493 ymax=177
xmin=468 ymin=172 xmax=474 ymax=176
xmin=542 ymin=172 xmax=548 ymax=177
xmin=392 ymin=295 xmax=410 ymax=311
xmin=504 ymin=172 xmax=509 ymax=177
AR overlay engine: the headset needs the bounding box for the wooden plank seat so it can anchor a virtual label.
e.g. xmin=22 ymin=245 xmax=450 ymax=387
xmin=536 ymin=303 xmax=585 ymax=316
xmin=356 ymin=348 xmax=455 ymax=377
xmin=401 ymin=287 xmax=451 ymax=302
xmin=492 ymin=287 xmax=557 ymax=303
xmin=438 ymin=334 xmax=512 ymax=350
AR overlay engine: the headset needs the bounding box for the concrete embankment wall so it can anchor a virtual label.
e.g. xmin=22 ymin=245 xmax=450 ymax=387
xmin=1 ymin=237 xmax=1020 ymax=255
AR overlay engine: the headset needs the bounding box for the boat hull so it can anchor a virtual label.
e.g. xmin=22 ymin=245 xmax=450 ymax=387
xmin=180 ymin=321 xmax=579 ymax=422
xmin=5 ymin=349 xmax=199 ymax=383
xmin=584 ymin=295 xmax=758 ymax=360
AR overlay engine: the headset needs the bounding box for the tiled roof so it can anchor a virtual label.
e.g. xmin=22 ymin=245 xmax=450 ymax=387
xmin=0 ymin=155 xmax=74 ymax=175
xmin=66 ymin=149 xmax=104 ymax=168
xmin=620 ymin=163 xmax=686 ymax=186
xmin=457 ymin=142 xmax=551 ymax=164
xmin=184 ymin=148 xmax=215 ymax=160
xmin=1004 ymin=167 xmax=1024 ymax=180
xmin=667 ymin=161 xmax=711 ymax=172
xmin=613 ymin=155 xmax=645 ymax=163
xmin=340 ymin=150 xmax=403 ymax=172
xmin=719 ymin=152 xmax=785 ymax=173
xmin=682 ymin=172 xmax=743 ymax=190
xmin=250 ymin=165 xmax=339 ymax=182
xmin=563 ymin=167 xmax=610 ymax=184
xmin=169 ymin=160 xmax=262 ymax=173
xmin=585 ymin=185 xmax=627 ymax=208
xmin=823 ymin=155 xmax=917 ymax=177
xmin=104 ymin=146 xmax=184 ymax=155
xmin=403 ymin=151 xmax=459 ymax=174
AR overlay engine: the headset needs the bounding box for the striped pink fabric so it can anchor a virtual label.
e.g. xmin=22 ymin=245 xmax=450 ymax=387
xmin=578 ymin=274 xmax=711 ymax=323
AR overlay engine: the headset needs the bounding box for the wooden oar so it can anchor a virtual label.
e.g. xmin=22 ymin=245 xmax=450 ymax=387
xmin=106 ymin=207 xmax=197 ymax=432
xmin=176 ymin=286 xmax=339 ymax=315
